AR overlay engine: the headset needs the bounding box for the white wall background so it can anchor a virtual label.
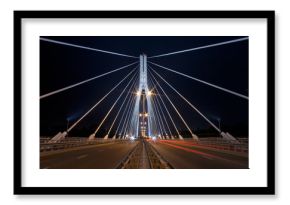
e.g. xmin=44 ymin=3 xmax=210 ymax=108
xmin=0 ymin=0 xmax=287 ymax=204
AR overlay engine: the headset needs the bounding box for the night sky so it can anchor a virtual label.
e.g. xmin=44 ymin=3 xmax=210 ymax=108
xmin=40 ymin=36 xmax=248 ymax=138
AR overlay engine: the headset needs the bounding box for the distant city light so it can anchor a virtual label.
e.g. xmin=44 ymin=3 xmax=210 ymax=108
xmin=136 ymin=91 xmax=141 ymax=96
xmin=147 ymin=90 xmax=153 ymax=96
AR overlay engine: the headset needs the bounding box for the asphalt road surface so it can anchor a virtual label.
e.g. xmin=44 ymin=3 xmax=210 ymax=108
xmin=40 ymin=141 xmax=137 ymax=169
xmin=149 ymin=140 xmax=248 ymax=169
xmin=40 ymin=139 xmax=248 ymax=169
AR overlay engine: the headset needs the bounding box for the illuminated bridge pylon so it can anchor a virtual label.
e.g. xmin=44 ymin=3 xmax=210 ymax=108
xmin=129 ymin=54 xmax=155 ymax=138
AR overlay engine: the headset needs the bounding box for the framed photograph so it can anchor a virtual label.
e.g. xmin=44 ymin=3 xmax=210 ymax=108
xmin=14 ymin=11 xmax=275 ymax=195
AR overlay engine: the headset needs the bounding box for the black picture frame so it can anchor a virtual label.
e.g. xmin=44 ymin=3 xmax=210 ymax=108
xmin=14 ymin=10 xmax=275 ymax=195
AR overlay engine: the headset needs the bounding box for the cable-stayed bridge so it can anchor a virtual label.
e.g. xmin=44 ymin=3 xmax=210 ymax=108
xmin=40 ymin=37 xmax=249 ymax=169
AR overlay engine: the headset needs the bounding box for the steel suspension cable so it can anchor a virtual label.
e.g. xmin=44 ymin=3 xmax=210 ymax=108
xmin=40 ymin=62 xmax=138 ymax=99
xmin=40 ymin=37 xmax=138 ymax=58
xmin=67 ymin=68 xmax=136 ymax=133
xmin=148 ymin=37 xmax=248 ymax=59
xmin=92 ymin=70 xmax=138 ymax=135
xmin=148 ymin=85 xmax=168 ymax=136
xmin=153 ymin=93 xmax=173 ymax=138
xmin=106 ymin=74 xmax=139 ymax=137
xmin=149 ymin=61 xmax=248 ymax=100
xmin=118 ymin=92 xmax=136 ymax=138
xmin=114 ymin=89 xmax=136 ymax=138
xmin=148 ymin=90 xmax=166 ymax=138
xmin=151 ymin=95 xmax=168 ymax=138
xmin=147 ymin=72 xmax=181 ymax=138
xmin=124 ymin=104 xmax=136 ymax=138
xmin=148 ymin=68 xmax=198 ymax=140
xmin=120 ymin=94 xmax=136 ymax=138
xmin=124 ymin=79 xmax=143 ymax=137
xmin=151 ymin=99 xmax=164 ymax=137
xmin=150 ymin=67 xmax=221 ymax=132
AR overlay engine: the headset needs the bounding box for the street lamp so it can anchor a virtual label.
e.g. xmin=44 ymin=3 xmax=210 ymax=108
xmin=139 ymin=113 xmax=149 ymax=117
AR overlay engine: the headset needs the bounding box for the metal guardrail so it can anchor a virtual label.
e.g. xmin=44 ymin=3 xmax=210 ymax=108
xmin=40 ymin=137 xmax=129 ymax=152
xmin=182 ymin=137 xmax=248 ymax=153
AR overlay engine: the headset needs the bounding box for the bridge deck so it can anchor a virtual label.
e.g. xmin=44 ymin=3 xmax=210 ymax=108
xmin=40 ymin=139 xmax=248 ymax=169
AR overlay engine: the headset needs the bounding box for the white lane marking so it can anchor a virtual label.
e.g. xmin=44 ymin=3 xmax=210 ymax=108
xmin=76 ymin=154 xmax=88 ymax=159
xmin=202 ymin=155 xmax=213 ymax=160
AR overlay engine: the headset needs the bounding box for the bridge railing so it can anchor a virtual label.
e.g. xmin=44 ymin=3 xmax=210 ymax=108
xmin=40 ymin=137 xmax=129 ymax=152
xmin=182 ymin=137 xmax=248 ymax=154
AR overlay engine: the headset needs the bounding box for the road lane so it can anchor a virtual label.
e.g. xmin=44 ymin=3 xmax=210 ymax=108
xmin=40 ymin=141 xmax=137 ymax=169
xmin=150 ymin=140 xmax=248 ymax=169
